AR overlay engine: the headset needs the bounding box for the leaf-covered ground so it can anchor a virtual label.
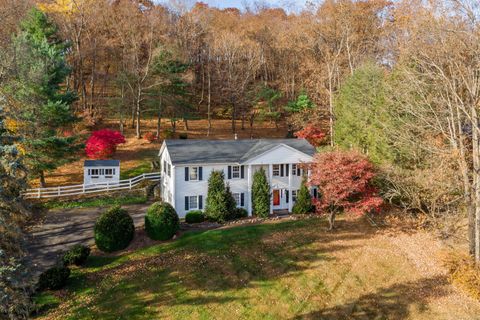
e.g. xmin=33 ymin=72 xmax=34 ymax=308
xmin=34 ymin=217 xmax=480 ymax=320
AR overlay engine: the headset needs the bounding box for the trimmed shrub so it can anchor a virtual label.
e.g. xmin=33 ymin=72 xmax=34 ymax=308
xmin=94 ymin=206 xmax=134 ymax=252
xmin=185 ymin=210 xmax=205 ymax=223
xmin=62 ymin=244 xmax=91 ymax=266
xmin=178 ymin=133 xmax=188 ymax=139
xmin=37 ymin=266 xmax=70 ymax=290
xmin=252 ymin=168 xmax=270 ymax=217
xmin=233 ymin=207 xmax=248 ymax=219
xmin=145 ymin=202 xmax=180 ymax=240
xmin=205 ymin=170 xmax=229 ymax=222
xmin=292 ymin=177 xmax=314 ymax=214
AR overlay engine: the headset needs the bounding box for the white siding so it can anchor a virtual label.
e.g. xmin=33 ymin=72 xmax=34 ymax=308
xmin=159 ymin=145 xmax=175 ymax=207
xmin=243 ymin=144 xmax=313 ymax=165
xmin=174 ymin=164 xmax=249 ymax=218
xmin=83 ymin=166 xmax=120 ymax=185
xmin=161 ymin=142 xmax=315 ymax=218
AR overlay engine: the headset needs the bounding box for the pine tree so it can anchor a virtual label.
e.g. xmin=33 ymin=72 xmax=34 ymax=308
xmin=7 ymin=8 xmax=80 ymax=187
xmin=224 ymin=183 xmax=237 ymax=220
xmin=205 ymin=170 xmax=229 ymax=222
xmin=292 ymin=177 xmax=314 ymax=214
xmin=252 ymin=167 xmax=270 ymax=217
xmin=0 ymin=105 xmax=32 ymax=318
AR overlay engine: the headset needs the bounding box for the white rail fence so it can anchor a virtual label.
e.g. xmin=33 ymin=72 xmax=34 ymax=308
xmin=22 ymin=172 xmax=161 ymax=199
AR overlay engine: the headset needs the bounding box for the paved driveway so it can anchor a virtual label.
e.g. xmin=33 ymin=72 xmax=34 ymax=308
xmin=26 ymin=203 xmax=151 ymax=274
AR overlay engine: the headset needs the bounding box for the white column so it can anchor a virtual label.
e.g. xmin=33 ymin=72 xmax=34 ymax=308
xmin=269 ymin=164 xmax=273 ymax=214
xmin=247 ymin=164 xmax=252 ymax=216
xmin=288 ymin=164 xmax=293 ymax=213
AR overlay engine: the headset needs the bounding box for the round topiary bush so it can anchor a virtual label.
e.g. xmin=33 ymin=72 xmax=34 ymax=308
xmin=145 ymin=202 xmax=180 ymax=240
xmin=185 ymin=210 xmax=205 ymax=223
xmin=37 ymin=266 xmax=70 ymax=290
xmin=94 ymin=206 xmax=134 ymax=252
xmin=62 ymin=244 xmax=91 ymax=266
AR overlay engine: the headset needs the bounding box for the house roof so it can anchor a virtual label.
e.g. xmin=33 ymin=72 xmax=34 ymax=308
xmin=162 ymin=139 xmax=315 ymax=165
xmin=84 ymin=160 xmax=120 ymax=167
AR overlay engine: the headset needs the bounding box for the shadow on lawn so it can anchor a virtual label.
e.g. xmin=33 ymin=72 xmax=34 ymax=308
xmin=65 ymin=218 xmax=378 ymax=318
xmin=292 ymin=275 xmax=450 ymax=320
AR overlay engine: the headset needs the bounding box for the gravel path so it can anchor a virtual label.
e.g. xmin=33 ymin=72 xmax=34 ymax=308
xmin=26 ymin=203 xmax=151 ymax=274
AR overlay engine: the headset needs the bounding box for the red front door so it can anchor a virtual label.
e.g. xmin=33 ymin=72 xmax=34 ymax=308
xmin=273 ymin=189 xmax=280 ymax=206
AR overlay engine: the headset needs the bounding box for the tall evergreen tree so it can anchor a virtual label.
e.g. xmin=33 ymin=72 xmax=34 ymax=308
xmin=204 ymin=170 xmax=229 ymax=222
xmin=334 ymin=63 xmax=394 ymax=165
xmin=292 ymin=177 xmax=314 ymax=214
xmin=252 ymin=167 xmax=270 ymax=217
xmin=0 ymin=105 xmax=32 ymax=319
xmin=6 ymin=8 xmax=80 ymax=186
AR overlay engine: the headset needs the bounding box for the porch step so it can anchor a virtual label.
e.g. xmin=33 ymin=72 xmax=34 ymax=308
xmin=272 ymin=209 xmax=290 ymax=216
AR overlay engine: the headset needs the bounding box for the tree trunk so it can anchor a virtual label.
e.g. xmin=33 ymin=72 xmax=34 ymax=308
xmin=183 ymin=118 xmax=189 ymax=131
xmin=156 ymin=98 xmax=162 ymax=139
xmin=471 ymin=104 xmax=480 ymax=263
xmin=328 ymin=72 xmax=335 ymax=147
xmin=39 ymin=171 xmax=46 ymax=188
xmin=231 ymin=101 xmax=236 ymax=134
xmin=328 ymin=211 xmax=336 ymax=230
xmin=119 ymin=84 xmax=125 ymax=135
xmin=90 ymin=38 xmax=96 ymax=115
xmin=135 ymin=87 xmax=141 ymax=139
xmin=207 ymin=69 xmax=212 ymax=136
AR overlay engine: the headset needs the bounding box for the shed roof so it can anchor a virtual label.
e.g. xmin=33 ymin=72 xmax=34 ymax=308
xmin=84 ymin=160 xmax=120 ymax=167
xmin=162 ymin=139 xmax=315 ymax=165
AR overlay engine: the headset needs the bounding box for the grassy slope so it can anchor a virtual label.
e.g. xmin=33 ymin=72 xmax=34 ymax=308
xmin=35 ymin=217 xmax=480 ymax=320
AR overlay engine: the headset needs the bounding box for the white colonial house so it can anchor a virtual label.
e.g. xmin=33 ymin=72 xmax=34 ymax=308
xmin=159 ymin=139 xmax=316 ymax=218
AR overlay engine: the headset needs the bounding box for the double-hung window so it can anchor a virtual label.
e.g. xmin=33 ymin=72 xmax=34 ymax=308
xmin=91 ymin=169 xmax=99 ymax=177
xmin=292 ymin=164 xmax=297 ymax=175
xmin=105 ymin=168 xmax=114 ymax=176
xmin=232 ymin=166 xmax=240 ymax=179
xmin=167 ymin=163 xmax=171 ymax=177
xmin=189 ymin=167 xmax=199 ymax=181
xmin=188 ymin=196 xmax=198 ymax=210
xmin=273 ymin=164 xmax=280 ymax=176
xmin=292 ymin=190 xmax=298 ymax=202
xmin=233 ymin=193 xmax=240 ymax=206
xmin=232 ymin=193 xmax=244 ymax=207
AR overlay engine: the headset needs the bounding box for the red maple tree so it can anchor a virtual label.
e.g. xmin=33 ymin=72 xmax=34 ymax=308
xmin=85 ymin=129 xmax=126 ymax=159
xmin=294 ymin=125 xmax=325 ymax=147
xmin=309 ymin=150 xmax=383 ymax=229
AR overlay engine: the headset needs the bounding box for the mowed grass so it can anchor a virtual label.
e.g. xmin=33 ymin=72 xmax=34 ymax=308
xmin=42 ymin=195 xmax=147 ymax=209
xmin=34 ymin=217 xmax=479 ymax=320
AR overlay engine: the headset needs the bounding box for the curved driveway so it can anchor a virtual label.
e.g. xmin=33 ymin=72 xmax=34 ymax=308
xmin=26 ymin=203 xmax=151 ymax=274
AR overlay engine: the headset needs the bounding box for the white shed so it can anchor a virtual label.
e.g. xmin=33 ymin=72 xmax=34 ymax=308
xmin=84 ymin=160 xmax=120 ymax=185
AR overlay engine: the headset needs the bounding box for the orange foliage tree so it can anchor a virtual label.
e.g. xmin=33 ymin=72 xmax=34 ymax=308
xmin=309 ymin=150 xmax=383 ymax=230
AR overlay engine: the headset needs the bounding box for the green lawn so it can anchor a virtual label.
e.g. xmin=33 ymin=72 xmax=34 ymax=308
xmin=33 ymin=217 xmax=480 ymax=320
xmin=42 ymin=195 xmax=148 ymax=209
xmin=120 ymin=161 xmax=152 ymax=179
